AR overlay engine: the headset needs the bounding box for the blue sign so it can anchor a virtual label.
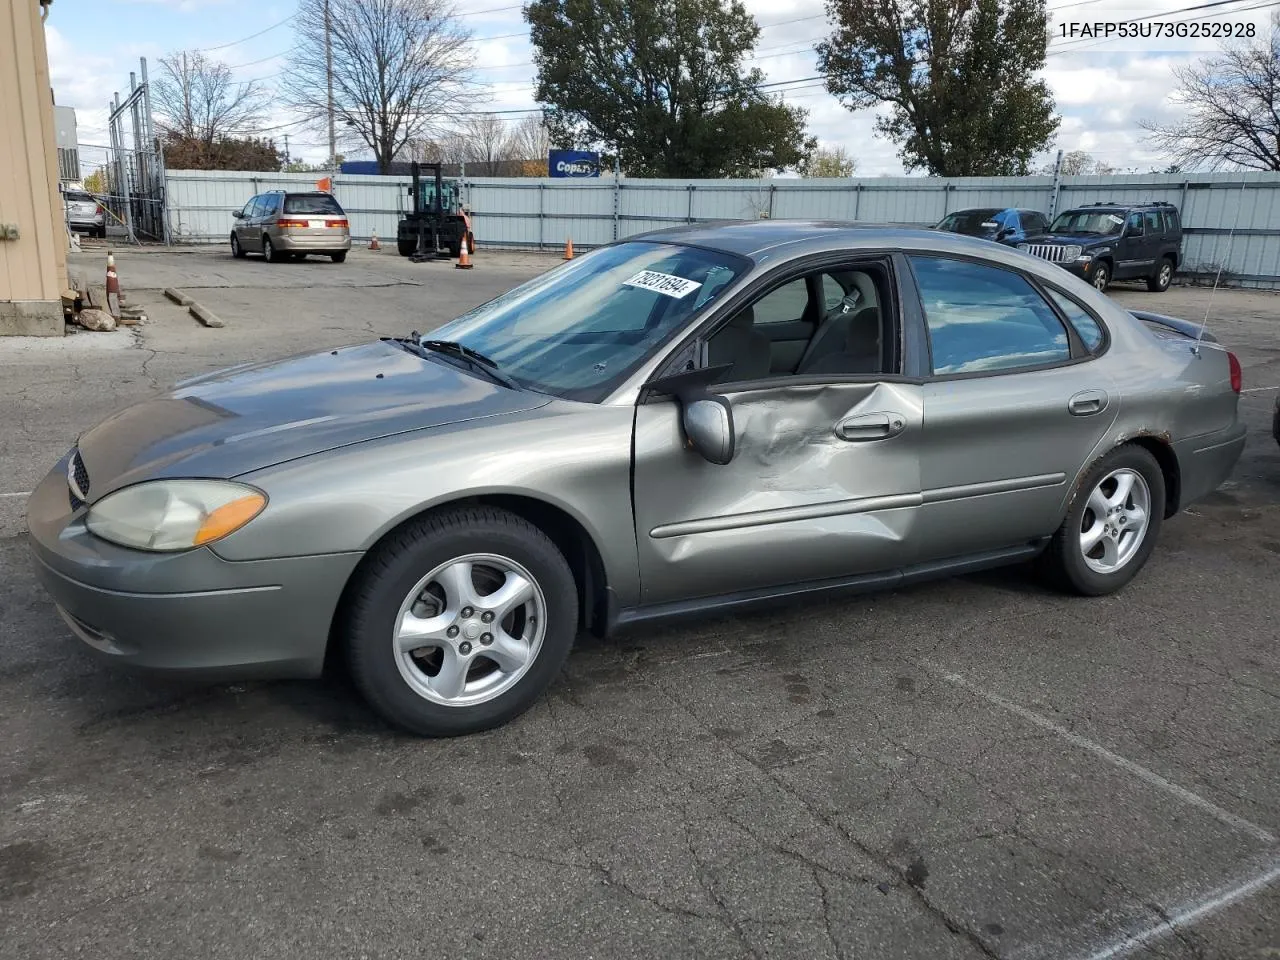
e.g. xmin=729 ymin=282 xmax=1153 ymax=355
xmin=549 ymin=150 xmax=600 ymax=178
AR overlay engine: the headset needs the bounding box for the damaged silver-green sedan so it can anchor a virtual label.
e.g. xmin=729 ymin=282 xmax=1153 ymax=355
xmin=28 ymin=221 xmax=1246 ymax=736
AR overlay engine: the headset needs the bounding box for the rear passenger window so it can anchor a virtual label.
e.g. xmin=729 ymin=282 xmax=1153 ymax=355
xmin=1046 ymin=288 xmax=1105 ymax=353
xmin=1144 ymin=210 xmax=1161 ymax=234
xmin=909 ymin=256 xmax=1071 ymax=375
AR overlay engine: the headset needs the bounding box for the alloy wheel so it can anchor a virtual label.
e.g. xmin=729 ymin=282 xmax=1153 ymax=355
xmin=1079 ymin=468 xmax=1151 ymax=574
xmin=392 ymin=553 xmax=546 ymax=707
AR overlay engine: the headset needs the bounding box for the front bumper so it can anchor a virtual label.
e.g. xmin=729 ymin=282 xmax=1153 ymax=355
xmin=26 ymin=456 xmax=362 ymax=679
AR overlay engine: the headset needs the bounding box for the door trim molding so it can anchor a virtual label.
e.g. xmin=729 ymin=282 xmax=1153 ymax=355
xmin=648 ymin=472 xmax=1065 ymax=539
xmin=649 ymin=491 xmax=921 ymax=539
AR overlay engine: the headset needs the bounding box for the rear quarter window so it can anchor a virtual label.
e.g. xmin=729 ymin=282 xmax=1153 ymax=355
xmin=1045 ymin=288 xmax=1106 ymax=353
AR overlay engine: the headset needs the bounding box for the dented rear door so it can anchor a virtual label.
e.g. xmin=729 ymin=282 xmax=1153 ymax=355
xmin=631 ymin=381 xmax=924 ymax=605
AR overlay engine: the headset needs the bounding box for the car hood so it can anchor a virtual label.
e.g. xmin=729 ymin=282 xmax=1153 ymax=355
xmin=1028 ymin=233 xmax=1116 ymax=246
xmin=74 ymin=340 xmax=550 ymax=498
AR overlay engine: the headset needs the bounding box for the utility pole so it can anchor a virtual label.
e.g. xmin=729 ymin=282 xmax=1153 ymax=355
xmin=283 ymin=133 xmax=290 ymax=165
xmin=325 ymin=0 xmax=336 ymax=171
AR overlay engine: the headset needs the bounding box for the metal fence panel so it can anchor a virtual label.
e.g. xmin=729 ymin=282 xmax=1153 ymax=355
xmin=165 ymin=169 xmax=1280 ymax=287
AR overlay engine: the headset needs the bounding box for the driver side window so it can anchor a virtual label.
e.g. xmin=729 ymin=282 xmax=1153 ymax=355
xmin=704 ymin=262 xmax=894 ymax=383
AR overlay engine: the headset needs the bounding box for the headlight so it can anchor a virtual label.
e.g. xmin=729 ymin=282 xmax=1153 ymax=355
xmin=1074 ymin=253 xmax=1093 ymax=262
xmin=86 ymin=480 xmax=266 ymax=552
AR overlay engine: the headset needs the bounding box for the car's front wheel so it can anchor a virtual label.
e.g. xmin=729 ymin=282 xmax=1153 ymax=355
xmin=342 ymin=506 xmax=578 ymax=736
xmin=1042 ymin=445 xmax=1165 ymax=595
xmin=1091 ymin=261 xmax=1111 ymax=292
xmin=231 ymin=233 xmax=246 ymax=258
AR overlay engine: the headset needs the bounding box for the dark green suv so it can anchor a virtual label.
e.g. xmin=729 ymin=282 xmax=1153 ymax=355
xmin=1018 ymin=201 xmax=1183 ymax=293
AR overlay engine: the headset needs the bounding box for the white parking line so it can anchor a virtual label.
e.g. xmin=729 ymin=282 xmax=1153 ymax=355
xmin=918 ymin=662 xmax=1277 ymax=844
xmin=1242 ymin=385 xmax=1278 ymax=393
xmin=0 ymin=491 xmax=31 ymax=498
xmin=1072 ymin=859 xmax=1280 ymax=960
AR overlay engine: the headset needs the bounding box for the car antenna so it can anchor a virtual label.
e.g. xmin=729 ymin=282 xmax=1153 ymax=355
xmin=1192 ymin=178 xmax=1248 ymax=355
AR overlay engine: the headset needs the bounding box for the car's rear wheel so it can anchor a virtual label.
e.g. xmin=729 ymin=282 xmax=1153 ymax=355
xmin=342 ymin=506 xmax=578 ymax=737
xmin=1042 ymin=446 xmax=1165 ymax=595
xmin=1147 ymin=257 xmax=1174 ymax=292
xmin=231 ymin=233 xmax=246 ymax=259
xmin=263 ymin=235 xmax=284 ymax=263
xmin=331 ymin=251 xmax=348 ymax=263
xmin=1091 ymin=261 xmax=1111 ymax=292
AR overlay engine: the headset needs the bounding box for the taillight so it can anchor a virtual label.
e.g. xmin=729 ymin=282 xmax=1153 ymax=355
xmin=95 ymin=204 xmax=104 ymax=215
xmin=276 ymin=218 xmax=309 ymax=229
xmin=1227 ymin=351 xmax=1242 ymax=393
xmin=325 ymin=218 xmax=348 ymax=229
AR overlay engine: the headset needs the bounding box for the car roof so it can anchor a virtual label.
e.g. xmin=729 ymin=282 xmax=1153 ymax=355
xmin=625 ymin=219 xmax=1008 ymax=259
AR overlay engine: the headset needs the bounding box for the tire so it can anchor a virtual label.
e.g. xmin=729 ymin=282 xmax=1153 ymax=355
xmin=1147 ymin=257 xmax=1174 ymax=292
xmin=1091 ymin=261 xmax=1111 ymax=292
xmin=397 ymin=235 xmax=415 ymax=257
xmin=1041 ymin=445 xmax=1165 ymax=596
xmin=231 ymin=233 xmax=246 ymax=259
xmin=263 ymin=235 xmax=284 ymax=263
xmin=448 ymin=241 xmax=461 ymax=259
xmin=94 ymin=226 xmax=106 ymax=239
xmin=342 ymin=506 xmax=578 ymax=737
xmin=331 ymin=250 xmax=348 ymax=263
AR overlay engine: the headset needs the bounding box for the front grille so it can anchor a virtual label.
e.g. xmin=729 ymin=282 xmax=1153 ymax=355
xmin=67 ymin=448 xmax=90 ymax=511
xmin=1020 ymin=243 xmax=1081 ymax=263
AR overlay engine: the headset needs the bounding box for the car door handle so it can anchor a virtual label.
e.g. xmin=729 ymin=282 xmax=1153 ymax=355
xmin=1068 ymin=389 xmax=1109 ymax=416
xmin=836 ymin=412 xmax=907 ymax=441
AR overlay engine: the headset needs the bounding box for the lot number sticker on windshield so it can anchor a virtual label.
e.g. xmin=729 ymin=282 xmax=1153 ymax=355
xmin=1107 ymin=214 xmax=1124 ymax=225
xmin=623 ymin=270 xmax=702 ymax=299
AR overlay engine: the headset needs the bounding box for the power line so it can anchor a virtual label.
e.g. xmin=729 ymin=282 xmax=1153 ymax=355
xmin=194 ymin=13 xmax=296 ymax=52
xmin=226 ymin=49 xmax=290 ymax=70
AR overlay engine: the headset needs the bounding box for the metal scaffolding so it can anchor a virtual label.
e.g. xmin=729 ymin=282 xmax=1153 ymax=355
xmin=104 ymin=57 xmax=167 ymax=243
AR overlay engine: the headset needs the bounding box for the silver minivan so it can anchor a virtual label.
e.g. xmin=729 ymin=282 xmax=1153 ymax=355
xmin=231 ymin=190 xmax=352 ymax=263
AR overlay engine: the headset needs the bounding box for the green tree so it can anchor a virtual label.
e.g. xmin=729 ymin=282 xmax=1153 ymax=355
xmin=525 ymin=0 xmax=815 ymax=177
xmin=817 ymin=0 xmax=1059 ymax=176
xmin=803 ymin=145 xmax=858 ymax=177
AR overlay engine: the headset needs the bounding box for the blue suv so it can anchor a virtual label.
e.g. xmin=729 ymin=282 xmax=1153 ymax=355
xmin=933 ymin=207 xmax=1051 ymax=247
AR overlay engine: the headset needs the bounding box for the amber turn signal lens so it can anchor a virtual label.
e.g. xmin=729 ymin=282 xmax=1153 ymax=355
xmin=193 ymin=493 xmax=267 ymax=545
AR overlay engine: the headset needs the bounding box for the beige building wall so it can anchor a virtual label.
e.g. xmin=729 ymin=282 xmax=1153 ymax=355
xmin=0 ymin=0 xmax=67 ymax=336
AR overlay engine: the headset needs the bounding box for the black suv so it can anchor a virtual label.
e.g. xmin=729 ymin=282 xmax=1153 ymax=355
xmin=1018 ymin=201 xmax=1182 ymax=293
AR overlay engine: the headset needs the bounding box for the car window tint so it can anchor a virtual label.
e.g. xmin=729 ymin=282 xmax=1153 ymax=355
xmin=261 ymin=194 xmax=282 ymax=216
xmin=1143 ymin=211 xmax=1161 ymax=234
xmin=909 ymin=256 xmax=1071 ymax=374
xmin=285 ymin=194 xmax=344 ymax=215
xmin=1046 ymin=288 xmax=1105 ymax=352
xmin=753 ymin=277 xmax=809 ymax=325
xmin=1126 ymin=212 xmax=1144 ymax=235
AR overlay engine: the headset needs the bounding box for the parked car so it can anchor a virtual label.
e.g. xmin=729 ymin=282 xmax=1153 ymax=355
xmin=27 ymin=222 xmax=1245 ymax=737
xmin=62 ymin=189 xmax=105 ymax=238
xmin=1019 ymin=201 xmax=1183 ymax=293
xmin=933 ymin=207 xmax=1050 ymax=246
xmin=230 ymin=190 xmax=351 ymax=262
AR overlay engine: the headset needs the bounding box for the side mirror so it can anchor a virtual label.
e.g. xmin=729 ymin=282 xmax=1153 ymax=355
xmin=682 ymin=396 xmax=735 ymax=465
xmin=232 ymin=207 xmax=244 ymax=218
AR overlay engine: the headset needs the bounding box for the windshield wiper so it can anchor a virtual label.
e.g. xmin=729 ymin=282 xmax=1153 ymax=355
xmin=414 ymin=337 xmax=520 ymax=389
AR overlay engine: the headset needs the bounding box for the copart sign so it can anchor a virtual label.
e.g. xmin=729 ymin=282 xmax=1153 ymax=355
xmin=549 ymin=150 xmax=601 ymax=178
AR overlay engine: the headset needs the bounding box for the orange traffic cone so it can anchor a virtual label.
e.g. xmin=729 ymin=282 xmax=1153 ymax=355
xmin=456 ymin=234 xmax=473 ymax=269
xmin=563 ymin=237 xmax=574 ymax=260
xmin=105 ymin=251 xmax=121 ymax=318
xmin=369 ymin=231 xmax=381 ymax=251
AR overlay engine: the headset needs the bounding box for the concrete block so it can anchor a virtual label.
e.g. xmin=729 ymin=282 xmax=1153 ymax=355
xmin=189 ymin=303 xmax=225 ymax=328
xmin=0 ymin=300 xmax=63 ymax=337
xmin=164 ymin=288 xmax=194 ymax=306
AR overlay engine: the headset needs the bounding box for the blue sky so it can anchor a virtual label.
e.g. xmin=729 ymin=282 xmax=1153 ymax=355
xmin=44 ymin=0 xmax=1257 ymax=176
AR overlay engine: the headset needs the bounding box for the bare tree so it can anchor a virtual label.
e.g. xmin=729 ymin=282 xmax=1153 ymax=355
xmin=152 ymin=50 xmax=265 ymax=142
xmin=510 ymin=115 xmax=551 ymax=161
xmin=457 ymin=114 xmax=514 ymax=175
xmin=1038 ymin=150 xmax=1115 ymax=176
xmin=284 ymin=0 xmax=476 ymax=173
xmin=1141 ymin=22 xmax=1280 ymax=171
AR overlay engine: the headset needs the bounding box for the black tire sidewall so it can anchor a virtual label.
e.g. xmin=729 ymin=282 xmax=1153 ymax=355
xmin=344 ymin=510 xmax=578 ymax=737
xmin=1149 ymin=258 xmax=1173 ymax=292
xmin=1051 ymin=446 xmax=1166 ymax=595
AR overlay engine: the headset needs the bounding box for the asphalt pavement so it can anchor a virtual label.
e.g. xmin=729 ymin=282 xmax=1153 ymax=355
xmin=1 ymin=245 xmax=1277 ymax=960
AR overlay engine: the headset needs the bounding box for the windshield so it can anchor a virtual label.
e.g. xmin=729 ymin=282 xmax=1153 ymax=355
xmin=417 ymin=181 xmax=460 ymax=212
xmin=1049 ymin=210 xmax=1123 ymax=236
xmin=426 ymin=241 xmax=749 ymax=402
xmin=936 ymin=209 xmax=1003 ymax=235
